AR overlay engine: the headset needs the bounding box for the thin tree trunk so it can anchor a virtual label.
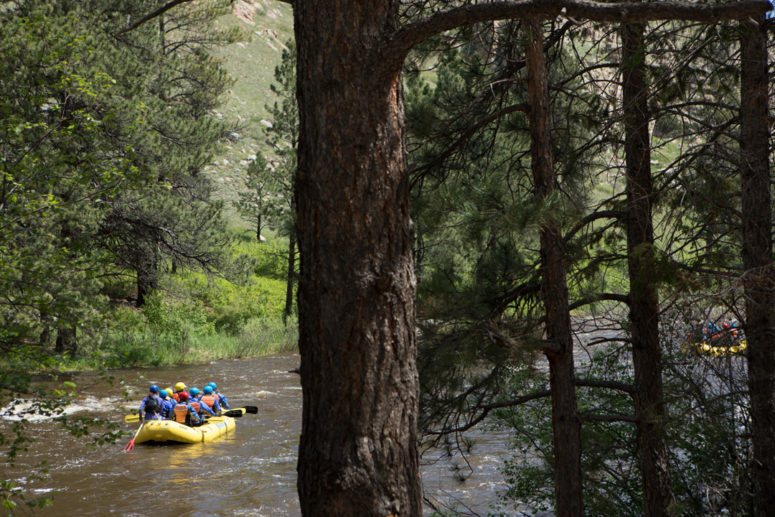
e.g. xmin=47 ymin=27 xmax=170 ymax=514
xmin=526 ymin=18 xmax=583 ymax=517
xmin=283 ymin=236 xmax=296 ymax=324
xmin=39 ymin=310 xmax=51 ymax=348
xmin=39 ymin=325 xmax=51 ymax=349
xmin=294 ymin=1 xmax=421 ymax=514
xmin=54 ymin=326 xmax=77 ymax=356
xmin=620 ymin=22 xmax=673 ymax=516
xmin=739 ymin=16 xmax=775 ymax=517
xmin=136 ymin=246 xmax=158 ymax=307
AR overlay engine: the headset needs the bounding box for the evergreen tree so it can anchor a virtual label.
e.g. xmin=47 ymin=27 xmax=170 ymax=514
xmin=1 ymin=2 xmax=237 ymax=506
xmin=103 ymin=0 xmax=238 ymax=306
xmin=0 ymin=2 xmax=139 ymax=352
xmin=408 ymin=14 xmax=770 ymax=516
xmin=738 ymin=14 xmax=774 ymax=516
xmin=0 ymin=2 xmax=143 ymax=510
xmin=237 ymin=152 xmax=274 ymax=242
xmin=236 ymin=41 xmax=298 ymax=322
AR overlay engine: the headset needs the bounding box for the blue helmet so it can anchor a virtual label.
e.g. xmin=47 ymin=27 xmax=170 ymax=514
xmin=159 ymin=390 xmax=168 ymax=398
xmin=203 ymin=386 xmax=213 ymax=395
xmin=189 ymin=387 xmax=200 ymax=397
xmin=150 ymin=384 xmax=160 ymax=394
xmin=208 ymin=382 xmax=217 ymax=390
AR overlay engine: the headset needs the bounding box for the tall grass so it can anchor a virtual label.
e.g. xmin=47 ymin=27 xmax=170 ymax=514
xmin=54 ymin=231 xmax=298 ymax=371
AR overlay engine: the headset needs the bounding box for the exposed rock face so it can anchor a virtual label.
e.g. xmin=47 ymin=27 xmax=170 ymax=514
xmin=233 ymin=0 xmax=279 ymax=24
xmin=233 ymin=0 xmax=259 ymax=24
xmin=232 ymin=0 xmax=289 ymax=52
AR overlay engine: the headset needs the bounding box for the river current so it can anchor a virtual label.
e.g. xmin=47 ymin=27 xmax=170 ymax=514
xmin=2 ymin=354 xmax=510 ymax=516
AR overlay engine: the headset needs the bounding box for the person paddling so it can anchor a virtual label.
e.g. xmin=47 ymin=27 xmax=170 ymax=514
xmin=139 ymin=385 xmax=164 ymax=423
xmin=188 ymin=387 xmax=216 ymax=419
xmin=172 ymin=391 xmax=204 ymax=426
xmin=207 ymin=382 xmax=230 ymax=409
xmin=159 ymin=389 xmax=175 ymax=419
xmin=200 ymin=385 xmax=222 ymax=415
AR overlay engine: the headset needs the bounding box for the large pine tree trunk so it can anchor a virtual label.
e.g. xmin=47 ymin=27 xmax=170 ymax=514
xmin=739 ymin=16 xmax=775 ymax=517
xmin=620 ymin=23 xmax=673 ymax=516
xmin=294 ymin=1 xmax=421 ymax=515
xmin=526 ymin=19 xmax=583 ymax=516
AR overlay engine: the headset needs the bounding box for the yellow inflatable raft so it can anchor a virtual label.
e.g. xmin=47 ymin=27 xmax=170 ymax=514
xmin=134 ymin=415 xmax=236 ymax=444
xmin=682 ymin=339 xmax=747 ymax=357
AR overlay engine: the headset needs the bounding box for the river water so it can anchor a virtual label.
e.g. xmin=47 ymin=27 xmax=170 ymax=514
xmin=2 ymin=354 xmax=510 ymax=516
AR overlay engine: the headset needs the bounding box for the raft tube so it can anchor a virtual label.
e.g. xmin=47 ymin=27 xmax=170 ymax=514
xmin=681 ymin=339 xmax=747 ymax=357
xmin=134 ymin=415 xmax=236 ymax=444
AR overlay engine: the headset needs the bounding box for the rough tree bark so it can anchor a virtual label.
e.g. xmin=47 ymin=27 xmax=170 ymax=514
xmin=739 ymin=15 xmax=775 ymax=517
xmin=620 ymin=22 xmax=673 ymax=517
xmin=294 ymin=1 xmax=421 ymax=515
xmin=526 ymin=18 xmax=583 ymax=516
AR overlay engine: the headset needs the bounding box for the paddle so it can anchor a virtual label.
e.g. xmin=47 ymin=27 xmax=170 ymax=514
xmin=124 ymin=406 xmax=257 ymax=423
xmin=208 ymin=406 xmax=258 ymax=418
xmin=123 ymin=422 xmax=144 ymax=452
xmin=215 ymin=406 xmax=258 ymax=417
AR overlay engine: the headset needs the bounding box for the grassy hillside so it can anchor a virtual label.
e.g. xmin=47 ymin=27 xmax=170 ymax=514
xmin=208 ymin=0 xmax=294 ymax=210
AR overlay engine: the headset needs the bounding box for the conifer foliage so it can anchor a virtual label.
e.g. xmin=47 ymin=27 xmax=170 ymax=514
xmin=1 ymin=0 xmax=235 ymax=509
xmin=0 ymin=0 xmax=235 ymax=351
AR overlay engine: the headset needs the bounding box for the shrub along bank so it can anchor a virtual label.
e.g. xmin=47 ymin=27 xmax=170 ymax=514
xmin=8 ymin=232 xmax=299 ymax=373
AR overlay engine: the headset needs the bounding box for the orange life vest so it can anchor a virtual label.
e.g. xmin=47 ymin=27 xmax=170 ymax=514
xmin=173 ymin=404 xmax=188 ymax=423
xmin=189 ymin=401 xmax=200 ymax=413
xmin=201 ymin=395 xmax=216 ymax=410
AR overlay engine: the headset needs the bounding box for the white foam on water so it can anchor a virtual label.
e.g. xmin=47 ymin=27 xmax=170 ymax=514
xmin=0 ymin=395 xmax=125 ymax=422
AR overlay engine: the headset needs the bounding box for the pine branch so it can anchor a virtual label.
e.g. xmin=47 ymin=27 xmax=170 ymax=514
xmin=381 ymin=0 xmax=769 ymax=76
xmin=425 ymin=388 xmax=552 ymax=435
xmin=114 ymin=0 xmax=193 ymax=38
xmin=576 ymin=378 xmax=636 ymax=395
xmin=579 ymin=411 xmax=637 ymax=423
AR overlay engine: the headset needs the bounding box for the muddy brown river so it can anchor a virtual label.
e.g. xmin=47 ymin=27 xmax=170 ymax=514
xmin=2 ymin=354 xmax=510 ymax=516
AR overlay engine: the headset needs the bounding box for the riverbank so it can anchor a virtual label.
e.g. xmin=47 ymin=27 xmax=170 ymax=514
xmin=61 ymin=315 xmax=299 ymax=372
xmin=0 ymin=227 xmax=300 ymax=375
xmin=1 ymin=319 xmax=298 ymax=378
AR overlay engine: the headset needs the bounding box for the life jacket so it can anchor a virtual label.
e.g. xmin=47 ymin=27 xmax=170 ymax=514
xmin=173 ymin=404 xmax=188 ymax=423
xmin=189 ymin=401 xmax=200 ymax=413
xmin=201 ymin=395 xmax=216 ymax=410
xmin=171 ymin=392 xmax=180 ymax=403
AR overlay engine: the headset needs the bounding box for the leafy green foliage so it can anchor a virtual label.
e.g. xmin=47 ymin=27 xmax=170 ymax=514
xmin=0 ymin=4 xmax=129 ymax=349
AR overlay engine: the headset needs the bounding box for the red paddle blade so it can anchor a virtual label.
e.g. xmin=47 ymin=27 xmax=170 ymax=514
xmin=124 ymin=422 xmax=144 ymax=452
